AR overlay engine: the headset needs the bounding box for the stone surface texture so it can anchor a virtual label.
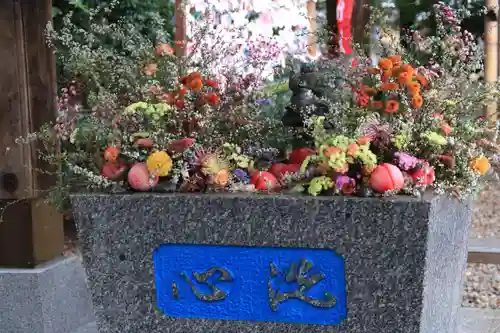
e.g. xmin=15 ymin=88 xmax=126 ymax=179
xmin=71 ymin=193 xmax=472 ymax=333
xmin=0 ymin=255 xmax=96 ymax=333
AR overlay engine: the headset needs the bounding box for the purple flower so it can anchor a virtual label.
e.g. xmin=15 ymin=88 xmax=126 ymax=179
xmin=394 ymin=152 xmax=419 ymax=171
xmin=335 ymin=176 xmax=356 ymax=194
xmin=255 ymin=98 xmax=272 ymax=105
xmin=233 ymin=169 xmax=250 ymax=184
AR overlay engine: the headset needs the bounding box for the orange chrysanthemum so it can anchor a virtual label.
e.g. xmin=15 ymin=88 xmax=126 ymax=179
xmin=398 ymin=72 xmax=411 ymax=85
xmin=381 ymin=70 xmax=392 ymax=82
xmin=188 ymin=78 xmax=203 ymax=92
xmin=380 ymin=82 xmax=399 ymax=91
xmin=388 ymin=55 xmax=402 ymax=67
xmin=213 ymin=169 xmax=230 ymax=186
xmin=347 ymin=143 xmax=359 ymax=157
xmin=324 ymin=146 xmax=342 ymax=157
xmin=411 ymin=94 xmax=423 ymax=109
xmin=367 ymin=67 xmax=381 ymax=75
xmin=391 ymin=66 xmax=402 ymax=77
xmin=415 ymin=74 xmax=429 ymax=88
xmin=407 ymin=82 xmax=421 ymax=95
xmin=187 ymin=72 xmax=202 ymax=81
xmin=379 ymin=58 xmax=393 ymax=71
xmin=402 ymin=64 xmax=414 ymax=76
xmin=384 ymin=100 xmax=400 ymax=113
xmin=357 ymin=136 xmax=372 ymax=145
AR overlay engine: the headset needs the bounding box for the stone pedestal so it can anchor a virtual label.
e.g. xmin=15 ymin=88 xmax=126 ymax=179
xmin=0 ymin=255 xmax=96 ymax=333
xmin=71 ymin=193 xmax=472 ymax=333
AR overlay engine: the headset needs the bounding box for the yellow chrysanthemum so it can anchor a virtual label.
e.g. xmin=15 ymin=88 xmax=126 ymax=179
xmin=146 ymin=151 xmax=172 ymax=177
xmin=469 ymin=156 xmax=490 ymax=175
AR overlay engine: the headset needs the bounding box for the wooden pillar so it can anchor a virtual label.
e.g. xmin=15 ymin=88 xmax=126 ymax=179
xmin=485 ymin=0 xmax=498 ymax=135
xmin=174 ymin=0 xmax=187 ymax=58
xmin=352 ymin=0 xmax=371 ymax=45
xmin=0 ymin=0 xmax=63 ymax=268
xmin=307 ymin=0 xmax=317 ymax=58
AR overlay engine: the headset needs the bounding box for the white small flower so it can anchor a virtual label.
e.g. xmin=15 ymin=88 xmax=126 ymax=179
xmin=69 ymin=128 xmax=79 ymax=144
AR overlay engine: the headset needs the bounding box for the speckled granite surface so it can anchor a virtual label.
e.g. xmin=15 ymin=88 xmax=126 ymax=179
xmin=0 ymin=255 xmax=95 ymax=333
xmin=71 ymin=193 xmax=472 ymax=333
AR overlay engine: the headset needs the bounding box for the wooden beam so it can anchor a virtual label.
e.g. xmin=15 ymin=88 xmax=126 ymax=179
xmin=0 ymin=0 xmax=63 ymax=268
xmin=467 ymin=237 xmax=500 ymax=265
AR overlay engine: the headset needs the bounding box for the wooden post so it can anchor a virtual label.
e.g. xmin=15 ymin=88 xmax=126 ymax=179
xmin=485 ymin=0 xmax=498 ymax=135
xmin=307 ymin=0 xmax=317 ymax=58
xmin=174 ymin=0 xmax=187 ymax=58
xmin=352 ymin=0 xmax=371 ymax=45
xmin=326 ymin=0 xmax=339 ymax=57
xmin=0 ymin=0 xmax=63 ymax=268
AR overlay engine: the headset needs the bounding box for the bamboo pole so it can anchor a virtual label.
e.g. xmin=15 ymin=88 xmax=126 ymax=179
xmin=485 ymin=0 xmax=498 ymax=136
xmin=307 ymin=0 xmax=318 ymax=58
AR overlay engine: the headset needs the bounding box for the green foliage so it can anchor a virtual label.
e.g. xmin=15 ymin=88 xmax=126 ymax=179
xmin=52 ymin=0 xmax=175 ymax=88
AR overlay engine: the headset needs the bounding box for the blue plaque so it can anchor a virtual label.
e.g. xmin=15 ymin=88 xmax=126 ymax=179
xmin=153 ymin=244 xmax=347 ymax=325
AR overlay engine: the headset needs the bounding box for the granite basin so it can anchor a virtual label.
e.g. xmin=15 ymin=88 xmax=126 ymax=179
xmin=71 ymin=193 xmax=472 ymax=333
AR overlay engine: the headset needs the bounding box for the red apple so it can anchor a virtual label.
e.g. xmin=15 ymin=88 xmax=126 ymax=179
xmin=369 ymin=163 xmax=405 ymax=193
xmin=135 ymin=138 xmax=154 ymax=148
xmin=409 ymin=161 xmax=435 ymax=185
xmin=127 ymin=163 xmax=159 ymax=191
xmin=289 ymin=148 xmax=315 ymax=165
xmin=101 ymin=163 xmax=127 ymax=181
xmin=268 ymin=163 xmax=300 ymax=179
xmin=250 ymin=171 xmax=279 ymax=192
xmin=167 ymin=138 xmax=196 ymax=153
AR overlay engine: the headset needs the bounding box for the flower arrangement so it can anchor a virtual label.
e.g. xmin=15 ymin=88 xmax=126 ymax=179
xmin=91 ymin=53 xmax=498 ymax=198
xmin=10 ymin=2 xmax=500 ymax=213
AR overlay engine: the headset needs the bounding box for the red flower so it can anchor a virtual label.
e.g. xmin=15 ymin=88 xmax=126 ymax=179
xmin=409 ymin=161 xmax=435 ymax=185
xmin=205 ymin=93 xmax=220 ymax=105
xmin=104 ymin=146 xmax=120 ymax=162
xmin=177 ymin=87 xmax=187 ymax=96
xmin=155 ymin=43 xmax=174 ymax=57
xmin=357 ymin=93 xmax=369 ymax=107
xmin=205 ymin=79 xmax=219 ymax=88
xmin=289 ymin=148 xmax=315 ymax=165
xmin=175 ymin=99 xmax=185 ymax=109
